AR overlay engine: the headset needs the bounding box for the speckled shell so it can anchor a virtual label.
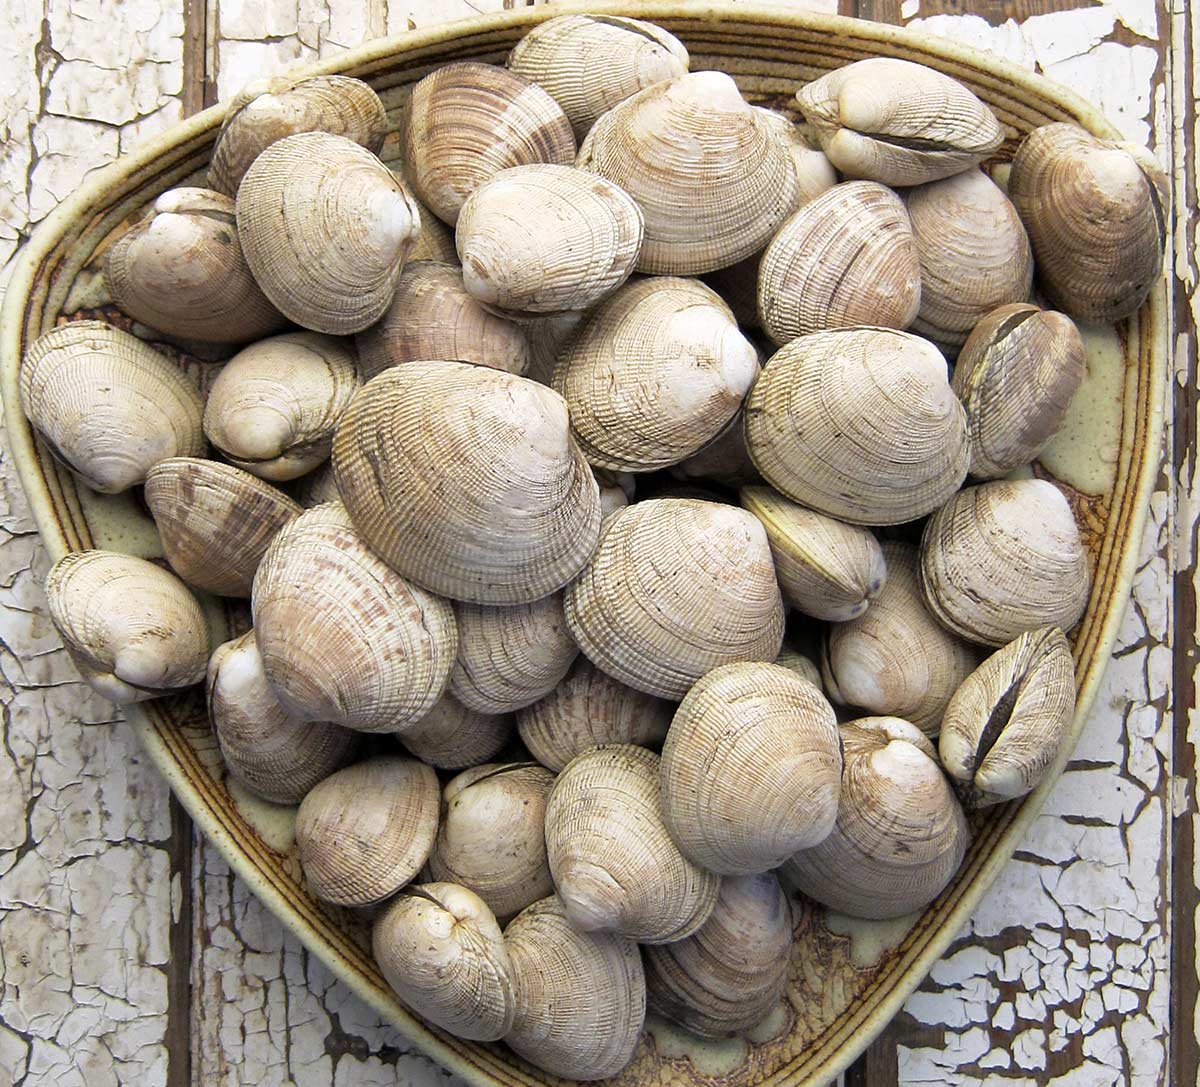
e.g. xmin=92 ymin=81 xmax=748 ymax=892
xmin=208 ymin=74 xmax=386 ymax=196
xmin=251 ymin=503 xmax=457 ymax=733
xmin=744 ymin=328 xmax=969 ymax=525
xmin=504 ymin=895 xmax=646 ymax=1080
xmin=355 ymin=261 xmax=530 ymax=379
xmin=332 ymin=360 xmax=601 ymax=605
xmin=670 ymin=411 xmax=762 ymax=489
xmin=545 ymin=744 xmax=720 ymax=943
xmin=399 ymin=695 xmax=513 ymax=771
xmin=202 ymin=331 xmax=360 ymax=482
xmin=292 ymin=460 xmax=340 ymax=507
xmin=782 ymin=717 xmax=969 ymax=919
xmin=404 ymin=62 xmax=576 ymax=226
xmin=920 ymin=479 xmax=1091 ymax=647
xmin=660 ymin=662 xmax=842 ymax=875
xmin=757 ymin=181 xmax=922 ymax=347
xmin=795 ymin=57 xmax=1003 ymax=186
xmin=295 ymin=756 xmax=440 ymax=907
xmin=552 ymin=277 xmax=759 ymax=473
xmin=1008 ymin=123 xmax=1167 ymax=322
xmin=44 ymin=551 xmax=209 ymax=704
xmin=564 ymin=499 xmax=785 ymax=700
xmin=19 ymin=321 xmax=205 ymax=494
xmin=236 ymin=132 xmax=420 ymax=335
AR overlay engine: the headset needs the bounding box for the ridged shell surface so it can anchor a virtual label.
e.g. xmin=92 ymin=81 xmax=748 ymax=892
xmin=399 ymin=695 xmax=514 ymax=771
xmin=292 ymin=461 xmax=340 ymax=507
xmin=670 ymin=411 xmax=762 ymax=489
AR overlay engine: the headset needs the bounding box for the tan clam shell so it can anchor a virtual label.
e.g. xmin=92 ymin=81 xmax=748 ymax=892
xmin=1009 ymin=123 xmax=1167 ymax=322
xmin=295 ymin=756 xmax=439 ymax=907
xmin=449 ymin=593 xmax=578 ymax=714
xmin=45 ymin=551 xmax=209 ymax=704
xmin=206 ymin=631 xmax=359 ymax=805
xmin=757 ymin=181 xmax=922 ymax=347
xmin=20 ymin=321 xmax=204 ymax=494
xmin=919 ymin=479 xmax=1091 ymax=647
xmin=426 ymin=763 xmax=555 ymax=921
xmin=660 ymin=662 xmax=842 ymax=875
xmin=782 ymin=716 xmax=969 ymax=919
xmin=404 ymin=62 xmax=576 ymax=226
xmin=373 ymin=883 xmax=516 ymax=1041
xmin=564 ymin=499 xmax=785 ymax=700
xmin=251 ymin=503 xmax=457 ymax=733
xmin=104 ymin=188 xmax=286 ymax=344
xmin=236 ymin=132 xmax=420 ymax=335
xmin=544 ymin=744 xmax=720 ymax=943
xmin=644 ymin=872 xmax=793 ymax=1038
xmin=521 ymin=310 xmax=586 ymax=386
xmin=292 ymin=460 xmax=340 ymax=507
xmin=940 ymin=626 xmax=1076 ymax=807
xmin=332 ymin=360 xmax=601 ymax=605
xmin=355 ymin=261 xmax=530 ymax=380
xmin=456 ymin=164 xmax=644 ymax=315
xmin=516 ymin=658 xmax=673 ymax=772
xmin=775 ymin=646 xmax=823 ymax=691
xmin=400 ymin=695 xmax=514 ymax=771
xmin=504 ymin=895 xmax=646 ymax=1080
xmin=577 ymin=71 xmax=802 ymax=274
xmin=596 ymin=467 xmax=635 ymax=520
xmin=744 ymin=328 xmax=969 ymax=525
xmin=795 ymin=57 xmax=1003 ymax=186
xmin=203 ymin=331 xmax=360 ymax=482
xmin=552 ymin=277 xmax=760 ymax=473
xmin=208 ymin=73 xmax=386 ymax=196
xmin=822 ymin=542 xmax=977 ymax=735
xmin=953 ymin=304 xmax=1086 ymax=479
xmin=507 ymin=14 xmax=689 ymax=141
xmin=904 ymin=168 xmax=1033 ymax=351
xmin=406 ymin=197 xmax=459 ymax=263
xmin=741 ymin=485 xmax=886 ymax=622
xmin=144 ymin=457 xmax=302 ymax=597
xmin=670 ymin=411 xmax=762 ymax=489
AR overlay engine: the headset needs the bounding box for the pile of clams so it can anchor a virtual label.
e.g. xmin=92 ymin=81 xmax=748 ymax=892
xmin=24 ymin=13 xmax=1164 ymax=1080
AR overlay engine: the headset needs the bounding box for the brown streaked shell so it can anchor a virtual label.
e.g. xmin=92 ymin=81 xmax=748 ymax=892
xmin=399 ymin=695 xmax=513 ymax=771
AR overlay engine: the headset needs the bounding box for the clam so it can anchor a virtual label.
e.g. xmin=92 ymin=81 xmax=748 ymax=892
xmin=904 ymin=168 xmax=1033 ymax=351
xmin=564 ymin=499 xmax=785 ymax=700
xmin=206 ymin=631 xmax=358 ymax=805
xmin=406 ymin=197 xmax=459 ymax=263
xmin=144 ymin=457 xmax=302 ymax=597
xmin=504 ymin=895 xmax=646 ymax=1080
xmin=740 ymin=485 xmax=886 ymax=621
xmin=292 ymin=460 xmax=340 ymax=507
xmin=507 ymin=14 xmax=689 ymax=140
xmin=595 ymin=467 xmax=636 ymax=520
xmin=544 ymin=744 xmax=720 ymax=942
xmin=400 ymin=695 xmax=514 ymax=771
xmin=920 ymin=479 xmax=1091 ymax=647
xmin=775 ymin=646 xmax=823 ymax=691
xmin=426 ymin=762 xmax=556 ymax=921
xmin=404 ymin=62 xmax=576 ymax=226
xmin=251 ymin=503 xmax=457 ymax=733
xmin=795 ymin=57 xmax=1003 ymax=186
xmin=456 ymin=164 xmax=643 ymax=316
xmin=823 ymin=542 xmax=977 ymax=735
xmin=940 ymin=626 xmax=1076 ymax=807
xmin=44 ymin=550 xmax=209 ymax=704
xmin=1008 ymin=123 xmax=1167 ymax=322
xmin=522 ymin=310 xmax=586 ymax=386
xmin=332 ymin=360 xmax=601 ymax=605
xmin=782 ymin=716 xmax=969 ymax=919
xmin=20 ymin=321 xmax=204 ymax=494
xmin=577 ymin=71 xmax=802 ymax=274
xmin=236 ymin=132 xmax=420 ymax=335
xmin=203 ymin=331 xmax=360 ymax=482
xmin=373 ymin=883 xmax=516 ymax=1041
xmin=757 ymin=181 xmax=922 ymax=347
xmin=953 ymin=304 xmax=1087 ymax=479
xmin=208 ymin=73 xmax=386 ymax=196
xmin=644 ymin=872 xmax=793 ymax=1038
xmin=516 ymin=658 xmax=673 ymax=772
xmin=744 ymin=328 xmax=969 ymax=525
xmin=552 ymin=277 xmax=759 ymax=473
xmin=355 ymin=261 xmax=530 ymax=380
xmin=660 ymin=662 xmax=842 ymax=875
xmin=103 ymin=188 xmax=286 ymax=344
xmin=295 ymin=756 xmax=439 ymax=907
xmin=670 ymin=412 xmax=761 ymax=489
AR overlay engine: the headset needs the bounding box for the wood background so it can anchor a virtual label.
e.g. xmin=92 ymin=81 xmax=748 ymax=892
xmin=0 ymin=0 xmax=1191 ymax=1084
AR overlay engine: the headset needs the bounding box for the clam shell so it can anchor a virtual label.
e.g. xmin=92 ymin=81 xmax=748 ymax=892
xmin=775 ymin=647 xmax=823 ymax=691
xmin=564 ymin=499 xmax=785 ymax=700
xmin=20 ymin=321 xmax=204 ymax=494
xmin=521 ymin=310 xmax=586 ymax=386
xmin=596 ymin=467 xmax=635 ymax=520
xmin=399 ymin=695 xmax=514 ymax=771
xmin=332 ymin=360 xmax=602 ymax=605
xmin=406 ymin=197 xmax=459 ymax=263
xmin=670 ymin=411 xmax=762 ymax=489
xmin=292 ymin=460 xmax=340 ymax=507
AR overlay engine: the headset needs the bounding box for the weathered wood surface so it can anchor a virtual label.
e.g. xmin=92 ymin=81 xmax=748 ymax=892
xmin=0 ymin=1 xmax=1187 ymax=1086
